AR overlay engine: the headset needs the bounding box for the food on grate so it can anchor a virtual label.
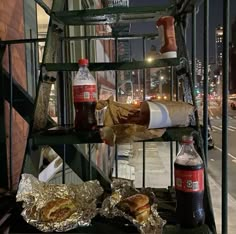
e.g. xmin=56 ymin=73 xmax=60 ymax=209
xmin=40 ymin=198 xmax=77 ymax=222
xmin=117 ymin=194 xmax=150 ymax=223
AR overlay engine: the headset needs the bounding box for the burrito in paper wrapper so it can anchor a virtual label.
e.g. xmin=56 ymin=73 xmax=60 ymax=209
xmin=96 ymin=97 xmax=194 ymax=145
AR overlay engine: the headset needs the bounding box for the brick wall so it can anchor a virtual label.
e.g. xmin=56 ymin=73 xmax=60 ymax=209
xmin=0 ymin=0 xmax=28 ymax=189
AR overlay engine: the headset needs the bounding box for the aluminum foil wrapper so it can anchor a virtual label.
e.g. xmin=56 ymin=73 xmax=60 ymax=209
xmin=16 ymin=174 xmax=104 ymax=232
xmin=100 ymin=179 xmax=166 ymax=234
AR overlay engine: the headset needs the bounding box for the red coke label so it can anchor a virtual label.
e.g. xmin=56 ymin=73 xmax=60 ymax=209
xmin=73 ymin=85 xmax=96 ymax=102
xmin=175 ymin=168 xmax=204 ymax=192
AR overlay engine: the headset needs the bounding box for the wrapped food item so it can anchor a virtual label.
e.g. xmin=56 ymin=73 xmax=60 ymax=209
xmin=40 ymin=198 xmax=77 ymax=222
xmin=96 ymin=96 xmax=141 ymax=126
xmin=117 ymin=194 xmax=151 ymax=223
xmin=97 ymin=97 xmax=194 ymax=145
xmin=100 ymin=179 xmax=166 ymax=234
xmin=100 ymin=124 xmax=165 ymax=146
xmin=16 ymin=174 xmax=103 ymax=232
xmin=140 ymin=100 xmax=194 ymax=129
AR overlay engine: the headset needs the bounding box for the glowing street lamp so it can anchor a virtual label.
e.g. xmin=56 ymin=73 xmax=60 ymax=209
xmin=146 ymin=57 xmax=154 ymax=63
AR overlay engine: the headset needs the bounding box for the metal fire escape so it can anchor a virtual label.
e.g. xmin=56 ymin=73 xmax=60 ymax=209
xmin=0 ymin=0 xmax=220 ymax=233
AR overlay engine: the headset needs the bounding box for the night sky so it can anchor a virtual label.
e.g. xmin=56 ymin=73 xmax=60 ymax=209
xmin=129 ymin=0 xmax=236 ymax=63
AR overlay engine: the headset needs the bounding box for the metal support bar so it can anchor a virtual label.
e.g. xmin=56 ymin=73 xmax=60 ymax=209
xmin=62 ymin=145 xmax=66 ymax=184
xmin=42 ymin=59 xmax=179 ymax=72
xmin=192 ymin=5 xmax=196 ymax=87
xmin=203 ymin=0 xmax=209 ymax=165
xmin=175 ymin=69 xmax=179 ymax=154
xmin=35 ymin=0 xmax=51 ymax=15
xmin=87 ymin=37 xmax=92 ymax=181
xmin=0 ymin=43 xmax=8 ymax=189
xmin=115 ymin=37 xmax=118 ymax=178
xmin=0 ymin=38 xmax=46 ymax=45
xmin=170 ymin=67 xmax=174 ymax=186
xmin=8 ymin=45 xmax=13 ymax=191
xmin=33 ymin=41 xmax=38 ymax=97
xmin=62 ymin=33 xmax=159 ymax=41
xmin=0 ymin=33 xmax=158 ymax=45
xmin=222 ymin=0 xmax=230 ymax=233
xmin=88 ymin=144 xmax=92 ymax=180
xmin=142 ymin=37 xmax=146 ymax=188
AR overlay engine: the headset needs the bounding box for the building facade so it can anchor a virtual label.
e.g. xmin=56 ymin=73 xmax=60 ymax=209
xmin=230 ymin=19 xmax=236 ymax=94
xmin=215 ymin=26 xmax=223 ymax=68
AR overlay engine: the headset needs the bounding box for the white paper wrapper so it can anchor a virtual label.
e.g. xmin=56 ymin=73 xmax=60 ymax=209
xmin=16 ymin=174 xmax=103 ymax=232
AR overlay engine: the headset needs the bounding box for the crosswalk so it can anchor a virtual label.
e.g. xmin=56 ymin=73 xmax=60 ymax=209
xmin=212 ymin=125 xmax=236 ymax=132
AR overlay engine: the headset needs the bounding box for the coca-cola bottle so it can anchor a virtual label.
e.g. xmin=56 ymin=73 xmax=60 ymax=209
xmin=174 ymin=135 xmax=205 ymax=228
xmin=72 ymin=58 xmax=97 ymax=131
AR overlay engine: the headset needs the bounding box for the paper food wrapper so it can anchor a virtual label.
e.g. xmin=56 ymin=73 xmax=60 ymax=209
xmin=100 ymin=125 xmax=165 ymax=146
xmin=96 ymin=96 xmax=141 ymax=127
xmin=140 ymin=100 xmax=194 ymax=129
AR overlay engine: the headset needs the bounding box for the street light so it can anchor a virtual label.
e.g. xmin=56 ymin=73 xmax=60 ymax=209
xmin=146 ymin=57 xmax=154 ymax=63
xmin=159 ymin=75 xmax=165 ymax=96
xmin=145 ymin=45 xmax=158 ymax=63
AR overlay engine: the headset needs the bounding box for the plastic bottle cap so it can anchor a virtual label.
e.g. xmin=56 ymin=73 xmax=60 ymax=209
xmin=78 ymin=58 xmax=89 ymax=66
xmin=181 ymin=135 xmax=194 ymax=144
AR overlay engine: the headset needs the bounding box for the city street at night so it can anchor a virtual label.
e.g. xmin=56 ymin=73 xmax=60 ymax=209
xmin=208 ymin=108 xmax=236 ymax=198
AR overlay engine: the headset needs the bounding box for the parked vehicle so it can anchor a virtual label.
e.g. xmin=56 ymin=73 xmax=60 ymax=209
xmin=229 ymin=98 xmax=236 ymax=110
xmin=208 ymin=126 xmax=215 ymax=150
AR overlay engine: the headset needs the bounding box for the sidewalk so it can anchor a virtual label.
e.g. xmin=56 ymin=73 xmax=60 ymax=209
xmin=119 ymin=142 xmax=236 ymax=234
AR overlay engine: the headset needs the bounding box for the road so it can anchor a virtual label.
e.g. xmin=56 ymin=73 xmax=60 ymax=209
xmin=207 ymin=104 xmax=236 ymax=199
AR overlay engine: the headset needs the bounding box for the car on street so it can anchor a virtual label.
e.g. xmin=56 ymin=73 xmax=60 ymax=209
xmin=229 ymin=97 xmax=236 ymax=110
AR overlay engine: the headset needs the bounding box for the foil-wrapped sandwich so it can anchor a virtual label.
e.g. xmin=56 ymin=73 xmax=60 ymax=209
xmin=117 ymin=194 xmax=151 ymax=223
xmin=16 ymin=174 xmax=104 ymax=232
xmin=100 ymin=179 xmax=166 ymax=234
xmin=40 ymin=198 xmax=77 ymax=222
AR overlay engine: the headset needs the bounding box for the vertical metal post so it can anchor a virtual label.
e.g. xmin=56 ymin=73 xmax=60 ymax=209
xmin=175 ymin=72 xmax=179 ymax=154
xmin=57 ymin=39 xmax=65 ymax=126
xmin=62 ymin=37 xmax=66 ymax=184
xmin=203 ymin=0 xmax=209 ymax=165
xmin=62 ymin=145 xmax=66 ymax=184
xmin=60 ymin=38 xmax=66 ymax=183
xmin=115 ymin=37 xmax=118 ymax=178
xmin=30 ymin=30 xmax=35 ymax=98
xmin=87 ymin=38 xmax=92 ymax=181
xmin=88 ymin=144 xmax=92 ymax=180
xmin=33 ymin=41 xmax=38 ymax=97
xmin=192 ymin=5 xmax=196 ymax=88
xmin=0 ymin=43 xmax=8 ymax=189
xmin=8 ymin=45 xmax=13 ymax=191
xmin=87 ymin=38 xmax=91 ymax=60
xmin=222 ymin=0 xmax=230 ymax=233
xmin=170 ymin=67 xmax=174 ymax=186
xmin=142 ymin=37 xmax=146 ymax=188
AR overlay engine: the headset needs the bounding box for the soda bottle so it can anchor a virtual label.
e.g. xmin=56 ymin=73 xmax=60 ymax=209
xmin=72 ymin=58 xmax=97 ymax=131
xmin=174 ymin=135 xmax=205 ymax=228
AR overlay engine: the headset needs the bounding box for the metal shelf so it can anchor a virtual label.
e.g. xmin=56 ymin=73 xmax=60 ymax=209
xmin=62 ymin=33 xmax=159 ymax=41
xmin=31 ymin=127 xmax=197 ymax=146
xmin=52 ymin=5 xmax=172 ymax=25
xmin=43 ymin=58 xmax=179 ymax=72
